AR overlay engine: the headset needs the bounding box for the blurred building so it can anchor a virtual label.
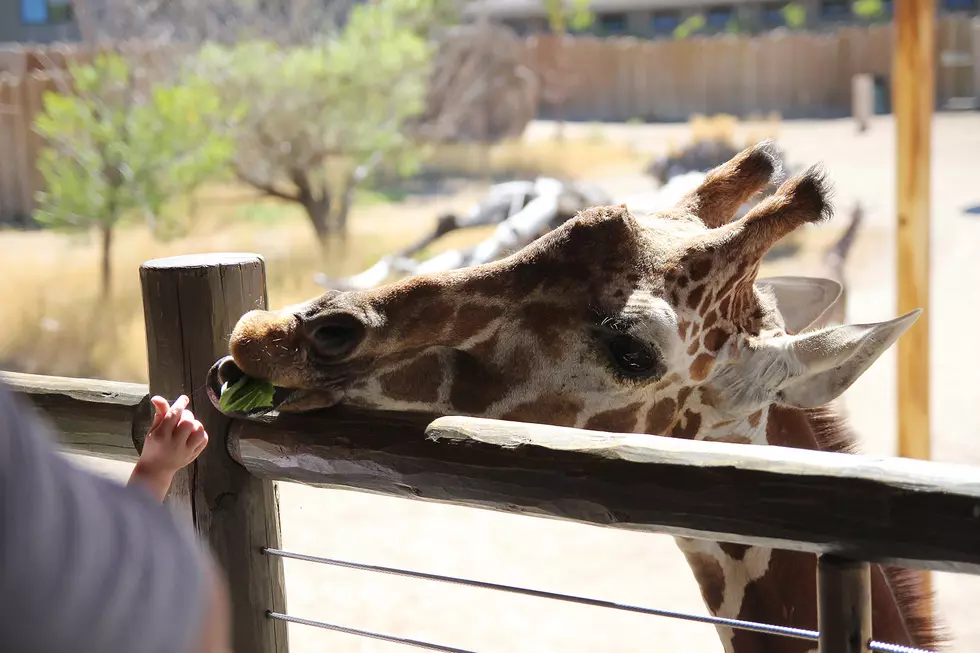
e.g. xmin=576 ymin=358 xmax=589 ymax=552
xmin=0 ymin=0 xmax=80 ymax=42
xmin=463 ymin=0 xmax=980 ymax=37
xmin=0 ymin=0 xmax=368 ymax=44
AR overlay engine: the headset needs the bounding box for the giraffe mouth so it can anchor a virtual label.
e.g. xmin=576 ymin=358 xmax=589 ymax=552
xmin=206 ymin=356 xmax=343 ymax=417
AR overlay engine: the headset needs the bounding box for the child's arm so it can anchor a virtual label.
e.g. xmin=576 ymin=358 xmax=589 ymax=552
xmin=129 ymin=394 xmax=209 ymax=502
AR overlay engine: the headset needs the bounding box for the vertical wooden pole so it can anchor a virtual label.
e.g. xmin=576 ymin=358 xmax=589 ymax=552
xmin=817 ymin=555 xmax=872 ymax=653
xmin=894 ymin=0 xmax=934 ymax=606
xmin=852 ymin=74 xmax=873 ymax=133
xmin=894 ymin=0 xmax=933 ymax=462
xmin=140 ymin=253 xmax=287 ymax=653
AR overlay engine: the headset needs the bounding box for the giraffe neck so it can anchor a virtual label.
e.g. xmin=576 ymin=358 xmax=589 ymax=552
xmin=667 ymin=405 xmax=934 ymax=653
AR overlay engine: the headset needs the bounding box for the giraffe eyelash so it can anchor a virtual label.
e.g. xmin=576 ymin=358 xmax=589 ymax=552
xmin=594 ymin=314 xmax=639 ymax=334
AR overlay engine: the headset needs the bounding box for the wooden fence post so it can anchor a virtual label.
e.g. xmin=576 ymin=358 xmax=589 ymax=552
xmin=894 ymin=0 xmax=934 ymax=608
xmin=817 ymin=555 xmax=871 ymax=653
xmin=140 ymin=253 xmax=287 ymax=653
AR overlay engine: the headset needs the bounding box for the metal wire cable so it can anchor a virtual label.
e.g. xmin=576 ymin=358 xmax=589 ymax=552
xmin=264 ymin=547 xmax=936 ymax=653
xmin=268 ymin=612 xmax=475 ymax=653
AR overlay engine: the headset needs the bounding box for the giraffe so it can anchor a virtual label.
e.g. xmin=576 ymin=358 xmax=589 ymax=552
xmin=215 ymin=141 xmax=943 ymax=653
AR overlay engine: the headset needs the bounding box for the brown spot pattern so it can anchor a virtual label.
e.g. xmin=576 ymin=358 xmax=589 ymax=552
xmin=688 ymin=258 xmax=713 ymax=282
xmin=585 ymin=402 xmax=643 ymax=432
xmin=699 ymin=386 xmax=719 ymax=408
xmin=379 ymin=353 xmax=444 ymax=403
xmin=449 ymin=350 xmax=513 ymax=414
xmin=687 ymin=285 xmax=705 ymax=310
xmin=689 ymin=353 xmax=716 ymax=382
xmin=687 ymin=553 xmax=726 ymax=613
xmin=730 ymin=550 xmax=818 ymax=653
xmin=519 ymin=302 xmax=573 ymax=359
xmin=698 ymin=290 xmax=713 ymax=313
xmin=703 ymin=327 xmax=731 ymax=353
xmin=719 ymin=542 xmax=751 ymax=561
xmin=719 ymin=295 xmax=732 ymax=316
xmin=678 ymin=320 xmax=691 ymax=340
xmin=670 ymin=410 xmax=702 ymax=439
xmin=676 ymin=386 xmax=693 ymax=410
xmin=455 ymin=303 xmax=501 ymax=342
xmin=501 ymin=395 xmax=584 ymax=427
xmin=748 ymin=410 xmax=763 ymax=428
xmin=645 ymin=398 xmax=677 ymax=435
xmin=715 ymin=434 xmax=753 ymax=445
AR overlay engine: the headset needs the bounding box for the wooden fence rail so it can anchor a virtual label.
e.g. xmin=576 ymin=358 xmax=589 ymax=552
xmin=3 ymin=253 xmax=979 ymax=653
xmin=6 ymin=364 xmax=980 ymax=577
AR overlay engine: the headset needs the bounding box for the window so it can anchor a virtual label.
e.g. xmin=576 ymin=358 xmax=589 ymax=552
xmin=944 ymin=0 xmax=978 ymax=10
xmin=651 ymin=11 xmax=681 ymax=33
xmin=597 ymin=12 xmax=628 ymax=34
xmin=21 ymin=0 xmax=74 ymax=24
xmin=821 ymin=0 xmax=851 ymax=20
xmin=705 ymin=5 xmax=734 ymax=28
xmin=762 ymin=2 xmax=786 ymax=26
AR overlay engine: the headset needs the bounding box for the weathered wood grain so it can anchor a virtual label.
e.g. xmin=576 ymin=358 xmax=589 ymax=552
xmin=140 ymin=253 xmax=287 ymax=653
xmin=894 ymin=0 xmax=933 ymax=464
xmin=230 ymin=413 xmax=980 ymax=575
xmin=0 ymin=370 xmax=151 ymax=462
xmin=895 ymin=0 xmax=936 ymax=604
xmin=818 ymin=555 xmax=872 ymax=653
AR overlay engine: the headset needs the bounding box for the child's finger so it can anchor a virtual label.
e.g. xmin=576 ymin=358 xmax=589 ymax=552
xmin=149 ymin=396 xmax=170 ymax=431
xmin=188 ymin=425 xmax=209 ymax=455
xmin=173 ymin=411 xmax=198 ymax=442
xmin=158 ymin=395 xmax=190 ymax=435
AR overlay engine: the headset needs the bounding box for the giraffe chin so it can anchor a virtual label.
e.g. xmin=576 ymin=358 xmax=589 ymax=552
xmin=272 ymin=388 xmax=344 ymax=414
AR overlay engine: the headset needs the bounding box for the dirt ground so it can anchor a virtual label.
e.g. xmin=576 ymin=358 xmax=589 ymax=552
xmin=71 ymin=113 xmax=980 ymax=652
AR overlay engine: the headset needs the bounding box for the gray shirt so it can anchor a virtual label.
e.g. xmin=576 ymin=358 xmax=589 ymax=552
xmin=0 ymin=382 xmax=207 ymax=653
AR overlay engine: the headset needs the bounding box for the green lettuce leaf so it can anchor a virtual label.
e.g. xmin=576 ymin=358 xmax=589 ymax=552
xmin=219 ymin=375 xmax=276 ymax=413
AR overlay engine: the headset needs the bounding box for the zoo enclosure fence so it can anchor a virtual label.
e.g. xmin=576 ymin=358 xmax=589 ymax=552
xmin=3 ymin=15 xmax=979 ymax=223
xmin=4 ymin=252 xmax=979 ymax=653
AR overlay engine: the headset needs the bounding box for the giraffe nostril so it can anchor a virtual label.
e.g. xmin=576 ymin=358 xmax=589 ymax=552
xmin=306 ymin=312 xmax=366 ymax=359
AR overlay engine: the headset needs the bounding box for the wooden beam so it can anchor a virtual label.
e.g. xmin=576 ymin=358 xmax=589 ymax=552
xmin=894 ymin=0 xmax=933 ymax=463
xmin=894 ymin=0 xmax=936 ymax=609
xmin=0 ymin=370 xmax=151 ymax=462
xmin=140 ymin=254 xmax=287 ymax=653
xmin=817 ymin=555 xmax=872 ymax=653
xmin=229 ymin=414 xmax=980 ymax=575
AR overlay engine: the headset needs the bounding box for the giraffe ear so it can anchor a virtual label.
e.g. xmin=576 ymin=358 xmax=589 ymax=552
xmin=767 ymin=309 xmax=921 ymax=408
xmin=755 ymin=276 xmax=842 ymax=334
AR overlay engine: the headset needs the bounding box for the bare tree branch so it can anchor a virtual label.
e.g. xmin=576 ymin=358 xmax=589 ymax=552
xmin=234 ymin=168 xmax=299 ymax=202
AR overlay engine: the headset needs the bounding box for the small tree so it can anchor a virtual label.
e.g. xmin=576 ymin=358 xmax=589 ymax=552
xmin=33 ymin=52 xmax=236 ymax=297
xmin=673 ymin=13 xmax=706 ymax=39
xmin=189 ymin=0 xmax=446 ymax=250
xmin=780 ymin=3 xmax=807 ymax=29
xmin=852 ymin=0 xmax=886 ymax=20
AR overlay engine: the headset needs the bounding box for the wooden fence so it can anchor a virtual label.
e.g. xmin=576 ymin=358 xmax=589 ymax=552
xmin=2 ymin=252 xmax=980 ymax=653
xmin=2 ymin=19 xmax=978 ymax=223
xmin=527 ymin=16 xmax=980 ymax=122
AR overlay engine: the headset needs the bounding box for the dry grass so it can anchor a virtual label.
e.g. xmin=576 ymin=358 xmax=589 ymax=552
xmin=0 ymin=137 xmax=638 ymax=383
xmin=424 ymin=135 xmax=645 ymax=180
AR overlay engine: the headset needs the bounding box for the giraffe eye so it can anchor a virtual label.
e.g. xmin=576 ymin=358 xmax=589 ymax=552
xmin=605 ymin=334 xmax=663 ymax=380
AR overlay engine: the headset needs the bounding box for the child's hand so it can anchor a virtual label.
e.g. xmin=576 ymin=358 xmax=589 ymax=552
xmin=128 ymin=395 xmax=209 ymax=502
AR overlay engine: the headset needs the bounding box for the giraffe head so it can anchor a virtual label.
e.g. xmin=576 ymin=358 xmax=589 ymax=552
xmin=216 ymin=141 xmax=919 ymax=442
